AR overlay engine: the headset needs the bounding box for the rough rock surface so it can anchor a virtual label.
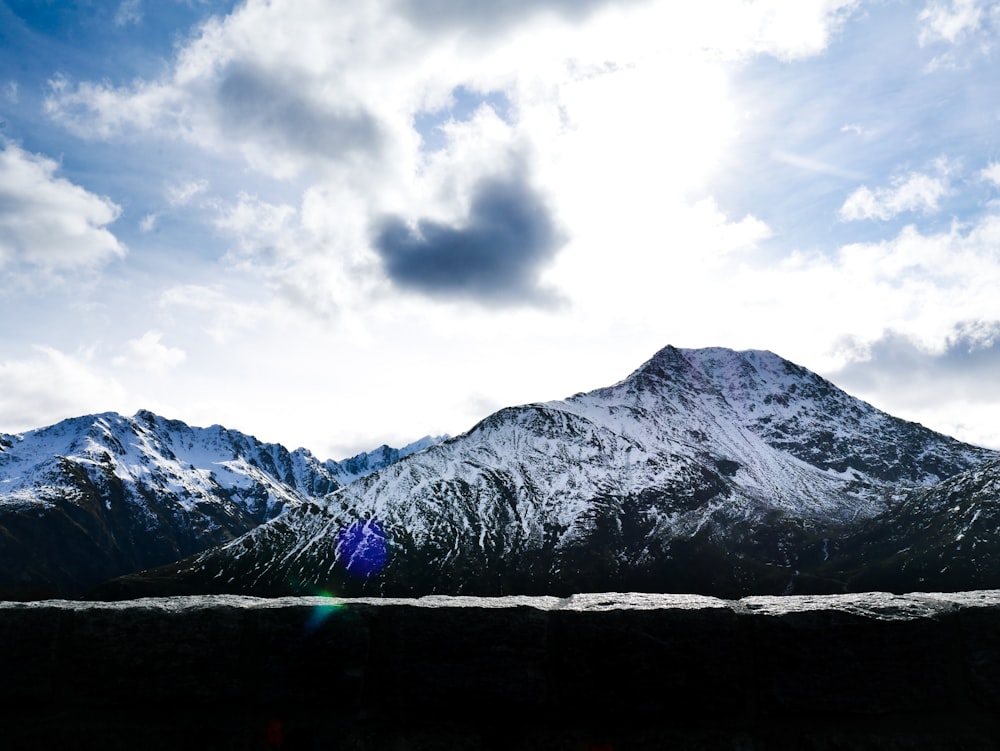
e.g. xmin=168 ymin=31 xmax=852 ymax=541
xmin=1 ymin=591 xmax=999 ymax=750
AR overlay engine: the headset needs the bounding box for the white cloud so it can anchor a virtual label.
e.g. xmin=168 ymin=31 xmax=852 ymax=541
xmin=0 ymin=347 xmax=127 ymax=432
xmin=112 ymin=331 xmax=186 ymax=372
xmin=734 ymin=0 xmax=861 ymax=61
xmin=44 ymin=74 xmax=180 ymax=140
xmin=0 ymin=143 xmax=125 ymax=270
xmin=139 ymin=213 xmax=158 ymax=232
xmin=159 ymin=283 xmax=273 ymax=342
xmin=919 ymin=0 xmax=988 ymax=45
xmin=688 ymin=198 xmax=774 ymax=255
xmin=981 ymin=162 xmax=1000 ymax=187
xmin=3 ymin=81 xmax=17 ymax=103
xmin=166 ymin=178 xmax=208 ymax=207
xmin=212 ymin=192 xmax=296 ymax=245
xmin=114 ymin=0 xmax=143 ymax=28
xmin=839 ymin=167 xmax=951 ymax=221
xmin=917 ymin=0 xmax=999 ymax=70
xmin=724 ymin=211 xmax=1000 ymax=372
xmin=208 ymin=191 xmax=354 ymax=320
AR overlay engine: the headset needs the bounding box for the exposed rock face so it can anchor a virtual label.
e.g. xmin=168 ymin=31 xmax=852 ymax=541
xmin=1 ymin=591 xmax=999 ymax=750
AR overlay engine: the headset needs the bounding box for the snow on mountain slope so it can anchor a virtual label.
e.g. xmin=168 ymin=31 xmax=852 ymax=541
xmin=563 ymin=346 xmax=987 ymax=504
xmin=0 ymin=409 xmax=338 ymax=516
xmin=327 ymin=435 xmax=449 ymax=486
xmin=117 ymin=346 xmax=998 ymax=599
xmin=0 ymin=410 xmax=440 ymax=598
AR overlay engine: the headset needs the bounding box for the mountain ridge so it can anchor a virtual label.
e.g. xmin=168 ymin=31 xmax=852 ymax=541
xmin=0 ymin=410 xmax=443 ymax=598
xmin=99 ymin=345 xmax=1000 ymax=600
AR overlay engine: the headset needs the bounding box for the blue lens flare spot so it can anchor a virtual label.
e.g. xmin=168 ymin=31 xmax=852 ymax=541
xmin=337 ymin=519 xmax=389 ymax=577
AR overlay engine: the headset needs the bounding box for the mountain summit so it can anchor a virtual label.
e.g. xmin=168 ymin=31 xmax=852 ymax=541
xmin=106 ymin=346 xmax=999 ymax=599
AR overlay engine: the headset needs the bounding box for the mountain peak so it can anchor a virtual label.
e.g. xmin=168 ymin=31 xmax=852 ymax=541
xmin=586 ymin=344 xmax=991 ymax=488
xmin=627 ymin=345 xmax=792 ymax=390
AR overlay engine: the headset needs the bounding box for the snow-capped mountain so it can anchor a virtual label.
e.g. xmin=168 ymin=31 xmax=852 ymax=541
xmin=328 ymin=435 xmax=449 ymax=486
xmin=108 ymin=346 xmax=999 ymax=599
xmin=0 ymin=410 xmax=442 ymax=598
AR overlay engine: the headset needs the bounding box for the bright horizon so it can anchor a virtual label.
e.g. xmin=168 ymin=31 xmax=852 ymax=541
xmin=2 ymin=0 xmax=1000 ymax=459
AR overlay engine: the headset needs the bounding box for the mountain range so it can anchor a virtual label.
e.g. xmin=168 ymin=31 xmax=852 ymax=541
xmin=0 ymin=410 xmax=442 ymax=598
xmin=83 ymin=345 xmax=1000 ymax=600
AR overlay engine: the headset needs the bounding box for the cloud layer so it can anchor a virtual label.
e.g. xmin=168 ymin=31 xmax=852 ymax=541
xmin=112 ymin=331 xmax=186 ymax=373
xmin=0 ymin=347 xmax=127 ymax=431
xmin=828 ymin=321 xmax=1000 ymax=448
xmin=0 ymin=143 xmax=125 ymax=270
xmin=4 ymin=0 xmax=1000 ymax=457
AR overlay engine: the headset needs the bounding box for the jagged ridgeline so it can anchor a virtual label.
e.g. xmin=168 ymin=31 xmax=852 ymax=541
xmin=0 ymin=411 xmax=442 ymax=598
xmin=95 ymin=346 xmax=1000 ymax=600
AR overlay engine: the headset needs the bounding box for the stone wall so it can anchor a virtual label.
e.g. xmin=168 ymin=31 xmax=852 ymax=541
xmin=0 ymin=591 xmax=998 ymax=750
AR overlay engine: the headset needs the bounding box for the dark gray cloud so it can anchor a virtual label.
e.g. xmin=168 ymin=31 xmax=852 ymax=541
xmin=372 ymin=173 xmax=564 ymax=306
xmin=829 ymin=323 xmax=1000 ymax=403
xmin=397 ymin=0 xmax=651 ymax=32
xmin=214 ymin=62 xmax=383 ymax=162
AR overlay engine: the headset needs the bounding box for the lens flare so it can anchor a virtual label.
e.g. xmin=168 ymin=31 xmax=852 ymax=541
xmin=305 ymin=590 xmax=343 ymax=633
xmin=336 ymin=519 xmax=389 ymax=577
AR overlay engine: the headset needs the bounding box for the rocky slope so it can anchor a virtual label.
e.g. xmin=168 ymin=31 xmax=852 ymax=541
xmin=105 ymin=346 xmax=999 ymax=599
xmin=0 ymin=411 xmax=441 ymax=598
xmin=836 ymin=457 xmax=1000 ymax=593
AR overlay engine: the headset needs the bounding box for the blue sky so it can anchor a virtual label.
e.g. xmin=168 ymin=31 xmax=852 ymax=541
xmin=2 ymin=0 xmax=1000 ymax=458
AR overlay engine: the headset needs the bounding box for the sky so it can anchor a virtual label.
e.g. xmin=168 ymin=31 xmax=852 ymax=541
xmin=2 ymin=0 xmax=1000 ymax=459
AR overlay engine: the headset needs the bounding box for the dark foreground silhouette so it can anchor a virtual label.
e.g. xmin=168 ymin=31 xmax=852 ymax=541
xmin=1 ymin=591 xmax=998 ymax=750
